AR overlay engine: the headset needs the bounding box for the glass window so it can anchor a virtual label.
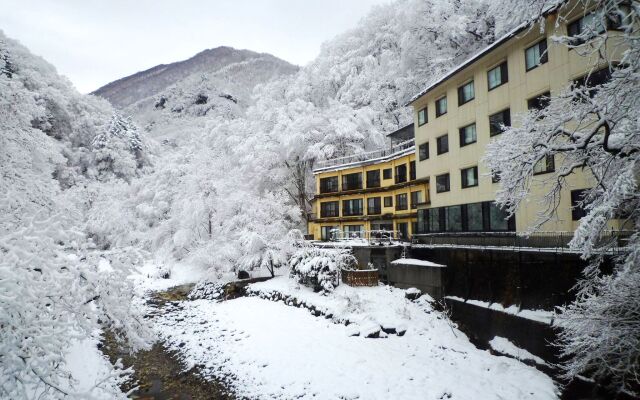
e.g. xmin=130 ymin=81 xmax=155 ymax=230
xmin=435 ymin=96 xmax=447 ymax=117
xmin=467 ymin=202 xmax=483 ymax=231
xmin=487 ymin=61 xmax=508 ymax=90
xmin=525 ymin=39 xmax=548 ymax=71
xmin=367 ymin=197 xmax=381 ymax=215
xmin=428 ymin=208 xmax=440 ymax=232
xmin=410 ymin=191 xmax=422 ymax=209
xmin=528 ymin=91 xmax=551 ymax=111
xmin=397 ymin=222 xmax=409 ymax=240
xmin=457 ymin=81 xmax=475 ymax=105
xmin=383 ymin=196 xmax=393 ymax=207
xmin=409 ymin=161 xmax=416 ymax=181
xmin=446 ymin=206 xmax=462 ymax=231
xmin=396 ymin=193 xmax=408 ymax=211
xmin=533 ymin=154 xmax=555 ymax=175
xmin=489 ymin=203 xmax=509 ymax=231
xmin=418 ymin=107 xmax=428 ymax=126
xmin=344 ymin=225 xmax=364 ymax=239
xmin=568 ymin=13 xmax=605 ymax=45
xmin=342 ymin=199 xmax=363 ymax=216
xmin=459 ymin=123 xmax=477 ymax=146
xmin=319 ymin=176 xmax=338 ymax=193
xmin=341 ymin=173 xmax=362 ymax=191
xmin=461 ymin=166 xmax=478 ymax=188
xmin=436 ymin=135 xmax=449 ymax=155
xmin=321 ymin=226 xmax=338 ymax=241
xmin=436 ymin=173 xmax=450 ymax=193
xmin=571 ymin=189 xmax=589 ymax=220
xmin=366 ymin=170 xmax=380 ymax=188
xmin=395 ymin=164 xmax=407 ymax=184
xmin=489 ymin=109 xmax=511 ymax=136
xmin=419 ymin=142 xmax=429 ymax=161
xmin=320 ymin=201 xmax=339 ymax=218
xmin=383 ymin=168 xmax=392 ymax=180
xmin=573 ymin=68 xmax=612 ymax=99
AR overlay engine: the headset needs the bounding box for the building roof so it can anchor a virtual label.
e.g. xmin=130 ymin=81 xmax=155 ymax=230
xmin=406 ymin=2 xmax=563 ymax=106
xmin=386 ymin=123 xmax=414 ymax=140
xmin=313 ymin=139 xmax=414 ymax=173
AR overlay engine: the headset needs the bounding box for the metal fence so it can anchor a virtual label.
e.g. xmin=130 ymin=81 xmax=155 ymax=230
xmin=328 ymin=229 xmax=409 ymax=244
xmin=314 ymin=139 xmax=415 ymax=171
xmin=412 ymin=230 xmax=633 ymax=253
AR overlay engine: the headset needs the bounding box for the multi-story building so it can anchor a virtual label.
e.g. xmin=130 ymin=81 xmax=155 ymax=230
xmin=307 ymin=124 xmax=429 ymax=241
xmin=408 ymin=2 xmax=624 ymax=235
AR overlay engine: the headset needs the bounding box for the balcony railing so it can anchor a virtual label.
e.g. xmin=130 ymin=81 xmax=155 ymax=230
xmin=325 ymin=229 xmax=410 ymax=243
xmin=412 ymin=231 xmax=633 ymax=253
xmin=314 ymin=139 xmax=415 ymax=171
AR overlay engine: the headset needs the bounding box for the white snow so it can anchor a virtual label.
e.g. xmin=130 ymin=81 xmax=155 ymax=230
xmin=489 ymin=336 xmax=547 ymax=366
xmin=446 ymin=296 xmax=554 ymax=324
xmin=154 ymin=276 xmax=559 ymax=399
xmin=391 ymin=257 xmax=446 ymax=267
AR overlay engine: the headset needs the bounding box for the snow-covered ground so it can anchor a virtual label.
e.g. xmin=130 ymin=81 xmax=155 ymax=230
xmin=152 ymin=276 xmax=559 ymax=399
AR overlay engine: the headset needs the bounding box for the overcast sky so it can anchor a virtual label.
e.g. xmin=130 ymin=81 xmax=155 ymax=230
xmin=1 ymin=0 xmax=388 ymax=93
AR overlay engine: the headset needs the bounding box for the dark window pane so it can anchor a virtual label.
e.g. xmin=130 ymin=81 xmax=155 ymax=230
xmin=419 ymin=142 xmax=429 ymax=161
xmin=436 ymin=173 xmax=450 ymax=193
xmin=418 ymin=107 xmax=428 ymax=126
xmin=395 ymin=193 xmax=408 ymax=211
xmin=458 ymin=81 xmax=475 ymax=105
xmin=410 ymin=161 xmax=416 ymax=180
xmin=525 ymin=39 xmax=548 ymax=71
xmin=533 ymin=154 xmax=555 ymax=174
xmin=488 ymin=61 xmax=508 ymax=90
xmin=528 ymin=91 xmax=551 ymax=111
xmin=437 ymin=135 xmax=449 ymax=155
xmin=489 ymin=109 xmax=511 ymax=136
xmin=383 ymin=168 xmax=392 ymax=180
xmin=410 ymin=190 xmax=422 ymax=209
xmin=384 ymin=196 xmax=393 ymax=207
xmin=436 ymin=97 xmax=447 ymax=117
xmin=367 ymin=197 xmax=381 ymax=215
xmin=571 ymin=189 xmax=589 ymax=220
xmin=395 ymin=164 xmax=407 ymax=184
xmin=467 ymin=202 xmax=483 ymax=231
xmin=446 ymin=206 xmax=462 ymax=231
xmin=459 ymin=123 xmax=477 ymax=146
xmin=342 ymin=199 xmax=363 ymax=216
xmin=320 ymin=176 xmax=339 ymax=193
xmin=320 ymin=201 xmax=339 ymax=218
xmin=489 ymin=202 xmax=509 ymax=231
xmin=342 ymin=173 xmax=363 ymax=191
xmin=366 ymin=170 xmax=380 ymax=188
xmin=461 ymin=166 xmax=478 ymax=188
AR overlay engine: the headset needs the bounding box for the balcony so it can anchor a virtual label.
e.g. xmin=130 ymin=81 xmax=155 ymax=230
xmin=314 ymin=139 xmax=415 ymax=172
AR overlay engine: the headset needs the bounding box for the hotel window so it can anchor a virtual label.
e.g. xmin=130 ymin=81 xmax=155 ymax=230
xmin=489 ymin=109 xmax=511 ymax=136
xmin=467 ymin=202 xmax=483 ymax=231
xmin=457 ymin=81 xmax=475 ymax=106
xmin=568 ymin=13 xmax=605 ymax=45
xmin=489 ymin=203 xmax=510 ymax=231
xmin=418 ymin=107 xmax=428 ymax=126
xmin=409 ymin=161 xmax=416 ymax=181
xmin=367 ymin=197 xmax=382 ymax=215
xmin=366 ymin=170 xmax=380 ymax=188
xmin=383 ymin=168 xmax=392 ymax=180
xmin=571 ymin=189 xmax=589 ymax=220
xmin=525 ymin=39 xmax=548 ymax=71
xmin=435 ymin=173 xmax=450 ymax=193
xmin=435 ymin=96 xmax=447 ymax=117
xmin=528 ymin=91 xmax=551 ymax=111
xmin=487 ymin=61 xmax=508 ymax=90
xmin=321 ymin=226 xmax=338 ymax=241
xmin=344 ymin=225 xmax=364 ymax=239
xmin=461 ymin=166 xmax=479 ymax=188
xmin=436 ymin=134 xmax=449 ymax=155
xmin=319 ymin=176 xmax=338 ymax=193
xmin=395 ymin=164 xmax=407 ymax=184
xmin=320 ymin=201 xmax=339 ymax=218
xmin=419 ymin=142 xmax=429 ymax=161
xmin=342 ymin=172 xmax=363 ymax=191
xmin=446 ymin=205 xmax=463 ymax=232
xmin=533 ymin=154 xmax=555 ymax=175
xmin=410 ymin=191 xmax=422 ymax=209
xmin=384 ymin=196 xmax=393 ymax=207
xmin=459 ymin=123 xmax=477 ymax=147
xmin=491 ymin=170 xmax=501 ymax=183
xmin=573 ymin=68 xmax=612 ymax=99
xmin=342 ymin=198 xmax=363 ymax=216
xmin=395 ymin=193 xmax=408 ymax=211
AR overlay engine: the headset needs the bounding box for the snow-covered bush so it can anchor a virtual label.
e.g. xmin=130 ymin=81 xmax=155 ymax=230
xmin=289 ymin=246 xmax=356 ymax=294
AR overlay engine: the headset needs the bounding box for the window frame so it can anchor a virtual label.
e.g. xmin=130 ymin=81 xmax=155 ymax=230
xmin=366 ymin=169 xmax=381 ymax=188
xmin=367 ymin=197 xmax=382 ymax=215
xmin=461 ymin=166 xmax=479 ymax=189
xmin=487 ymin=61 xmax=509 ymax=90
xmin=458 ymin=123 xmax=477 ymax=147
xmin=489 ymin=109 xmax=511 ymax=136
xmin=457 ymin=80 xmax=475 ymax=106
xmin=395 ymin=193 xmax=408 ymax=211
xmin=342 ymin=198 xmax=364 ymax=216
xmin=410 ymin=190 xmax=422 ymax=209
xmin=436 ymin=134 xmax=449 ymax=155
xmin=435 ymin=96 xmax=447 ymax=117
xmin=383 ymin=196 xmax=393 ymax=207
xmin=395 ymin=164 xmax=407 ymax=184
xmin=419 ymin=142 xmax=429 ymax=161
xmin=320 ymin=201 xmax=340 ymax=218
xmin=570 ymin=189 xmax=589 ymax=221
xmin=382 ymin=168 xmax=392 ymax=180
xmin=525 ymin=39 xmax=548 ymax=72
xmin=435 ymin=173 xmax=450 ymax=193
xmin=417 ymin=107 xmax=428 ymax=126
xmin=341 ymin=172 xmax=363 ymax=191
xmin=527 ymin=91 xmax=551 ymax=113
xmin=533 ymin=154 xmax=556 ymax=175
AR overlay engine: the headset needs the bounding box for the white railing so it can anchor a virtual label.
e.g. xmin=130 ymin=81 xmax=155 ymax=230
xmin=328 ymin=229 xmax=408 ymax=243
xmin=314 ymin=139 xmax=415 ymax=171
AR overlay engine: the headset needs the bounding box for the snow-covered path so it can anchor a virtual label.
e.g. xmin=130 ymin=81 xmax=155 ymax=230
xmin=155 ymin=280 xmax=559 ymax=400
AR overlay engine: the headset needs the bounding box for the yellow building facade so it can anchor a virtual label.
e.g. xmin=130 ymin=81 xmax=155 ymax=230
xmin=308 ymin=137 xmax=429 ymax=241
xmin=408 ymin=3 xmax=625 ymax=234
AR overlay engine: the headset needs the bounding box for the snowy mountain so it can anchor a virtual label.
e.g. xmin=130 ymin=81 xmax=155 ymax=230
xmin=92 ymin=46 xmax=298 ymax=109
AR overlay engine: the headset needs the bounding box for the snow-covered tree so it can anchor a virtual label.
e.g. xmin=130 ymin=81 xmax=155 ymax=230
xmin=484 ymin=1 xmax=639 ymax=394
xmin=289 ymin=245 xmax=356 ymax=293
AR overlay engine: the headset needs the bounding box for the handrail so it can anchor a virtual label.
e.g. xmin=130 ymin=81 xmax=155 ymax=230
xmin=314 ymin=139 xmax=415 ymax=171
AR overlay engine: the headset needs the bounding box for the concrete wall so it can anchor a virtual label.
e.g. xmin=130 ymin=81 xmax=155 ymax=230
xmin=387 ymin=262 xmax=445 ymax=299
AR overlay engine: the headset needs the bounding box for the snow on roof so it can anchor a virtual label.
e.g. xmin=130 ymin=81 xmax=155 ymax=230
xmin=406 ymin=2 xmax=563 ymax=106
xmin=390 ymin=258 xmax=445 ymax=268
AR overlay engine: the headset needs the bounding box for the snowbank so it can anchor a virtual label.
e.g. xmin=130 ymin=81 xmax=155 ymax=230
xmin=446 ymin=296 xmax=554 ymax=324
xmin=489 ymin=336 xmax=547 ymax=366
xmin=390 ymin=258 xmax=445 ymax=267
